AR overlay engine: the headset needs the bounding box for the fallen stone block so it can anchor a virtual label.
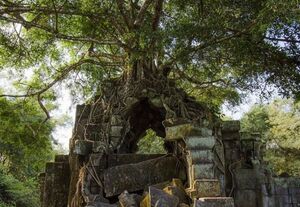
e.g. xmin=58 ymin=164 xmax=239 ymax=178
xmin=118 ymin=190 xmax=142 ymax=207
xmin=149 ymin=186 xmax=179 ymax=207
xmin=164 ymin=185 xmax=189 ymax=204
xmin=190 ymin=179 xmax=221 ymax=198
xmin=103 ymin=155 xmax=185 ymax=197
xmin=86 ymin=202 xmax=118 ymax=207
xmin=194 ymin=197 xmax=234 ymax=207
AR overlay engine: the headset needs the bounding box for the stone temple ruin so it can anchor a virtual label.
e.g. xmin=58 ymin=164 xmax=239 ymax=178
xmin=39 ymin=77 xmax=300 ymax=207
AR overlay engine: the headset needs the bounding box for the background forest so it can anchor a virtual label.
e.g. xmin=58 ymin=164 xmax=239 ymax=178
xmin=0 ymin=0 xmax=300 ymax=206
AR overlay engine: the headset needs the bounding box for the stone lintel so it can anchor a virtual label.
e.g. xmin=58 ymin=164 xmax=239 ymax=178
xmin=166 ymin=124 xmax=211 ymax=141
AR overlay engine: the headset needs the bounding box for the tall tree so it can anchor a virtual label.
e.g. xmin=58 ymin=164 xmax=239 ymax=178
xmin=0 ymin=0 xmax=299 ymax=115
xmin=241 ymin=99 xmax=300 ymax=176
xmin=0 ymin=97 xmax=54 ymax=179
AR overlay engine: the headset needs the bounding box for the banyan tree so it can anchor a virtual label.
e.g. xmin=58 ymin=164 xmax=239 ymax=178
xmin=1 ymin=0 xmax=300 ymax=207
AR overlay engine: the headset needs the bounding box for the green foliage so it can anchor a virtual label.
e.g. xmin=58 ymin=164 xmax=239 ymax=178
xmin=0 ymin=97 xmax=54 ymax=179
xmin=241 ymin=98 xmax=300 ymax=176
xmin=0 ymin=0 xmax=299 ymax=106
xmin=137 ymin=129 xmax=166 ymax=154
xmin=0 ymin=166 xmax=39 ymax=207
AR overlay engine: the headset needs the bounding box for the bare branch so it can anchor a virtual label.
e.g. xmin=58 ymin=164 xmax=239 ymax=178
xmin=0 ymin=15 xmax=119 ymax=45
xmin=192 ymin=21 xmax=257 ymax=52
xmin=264 ymin=36 xmax=300 ymax=44
xmin=0 ymin=5 xmax=99 ymax=17
xmin=0 ymin=58 xmax=112 ymax=121
xmin=175 ymin=66 xmax=229 ymax=88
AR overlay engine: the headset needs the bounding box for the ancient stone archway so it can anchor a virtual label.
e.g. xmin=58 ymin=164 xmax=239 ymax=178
xmin=41 ymin=78 xmax=234 ymax=207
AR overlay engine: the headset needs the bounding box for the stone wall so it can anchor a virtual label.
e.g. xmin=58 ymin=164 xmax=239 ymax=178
xmin=40 ymin=118 xmax=300 ymax=207
xmin=40 ymin=155 xmax=70 ymax=207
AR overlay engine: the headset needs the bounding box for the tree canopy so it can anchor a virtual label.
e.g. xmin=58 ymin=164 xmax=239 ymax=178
xmin=241 ymin=98 xmax=300 ymax=176
xmin=0 ymin=97 xmax=54 ymax=179
xmin=0 ymin=0 xmax=300 ymax=116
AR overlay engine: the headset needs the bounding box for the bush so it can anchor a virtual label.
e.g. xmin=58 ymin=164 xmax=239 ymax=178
xmin=0 ymin=167 xmax=40 ymax=207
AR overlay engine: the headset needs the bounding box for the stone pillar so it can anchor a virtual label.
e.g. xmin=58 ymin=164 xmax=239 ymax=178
xmin=68 ymin=104 xmax=91 ymax=206
xmin=165 ymin=123 xmax=222 ymax=199
xmin=42 ymin=160 xmax=70 ymax=207
xmin=221 ymin=120 xmax=242 ymax=196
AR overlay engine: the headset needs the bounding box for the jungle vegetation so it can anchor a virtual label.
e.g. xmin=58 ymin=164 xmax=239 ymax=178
xmin=0 ymin=0 xmax=299 ymax=206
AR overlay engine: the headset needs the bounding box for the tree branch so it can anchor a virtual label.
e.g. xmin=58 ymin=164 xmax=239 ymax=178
xmin=116 ymin=0 xmax=132 ymax=29
xmin=264 ymin=36 xmax=300 ymax=44
xmin=152 ymin=0 xmax=163 ymax=31
xmin=175 ymin=66 xmax=229 ymax=88
xmin=0 ymin=15 xmax=119 ymax=45
xmin=133 ymin=0 xmax=153 ymax=27
xmin=0 ymin=58 xmax=106 ymax=121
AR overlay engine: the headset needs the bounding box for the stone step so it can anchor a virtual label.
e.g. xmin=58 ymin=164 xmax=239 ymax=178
xmin=194 ymin=197 xmax=234 ymax=207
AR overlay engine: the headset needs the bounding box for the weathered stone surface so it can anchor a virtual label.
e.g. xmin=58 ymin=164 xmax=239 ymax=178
xmin=179 ymin=203 xmax=189 ymax=207
xmin=192 ymin=179 xmax=221 ymax=198
xmin=234 ymin=169 xmax=257 ymax=190
xmin=149 ymin=186 xmax=179 ymax=207
xmin=192 ymin=163 xmax=215 ymax=179
xmin=149 ymin=97 xmax=163 ymax=108
xmin=221 ymin=131 xmax=240 ymax=140
xmin=221 ymin=120 xmax=240 ymax=132
xmin=42 ymin=162 xmax=70 ymax=207
xmin=118 ymin=190 xmax=142 ymax=207
xmin=125 ymin=97 xmax=139 ymax=106
xmin=185 ymin=136 xmax=215 ymax=150
xmin=110 ymin=115 xmax=123 ymax=125
xmin=163 ymin=185 xmax=189 ymax=204
xmin=165 ymin=124 xmax=202 ymax=141
xmin=187 ymin=150 xmax=214 ymax=163
xmin=103 ymin=156 xmax=185 ymax=197
xmin=194 ymin=197 xmax=234 ymax=207
xmin=107 ymin=154 xmax=165 ymax=167
xmin=75 ymin=104 xmax=91 ymax=122
xmin=74 ymin=140 xmax=93 ymax=155
xmin=110 ymin=126 xmax=123 ymax=137
xmin=92 ymin=141 xmax=106 ymax=153
xmin=54 ymin=154 xmax=69 ymax=163
xmin=86 ymin=202 xmax=118 ymax=207
xmin=200 ymin=128 xmax=213 ymax=136
xmin=234 ymin=190 xmax=256 ymax=207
